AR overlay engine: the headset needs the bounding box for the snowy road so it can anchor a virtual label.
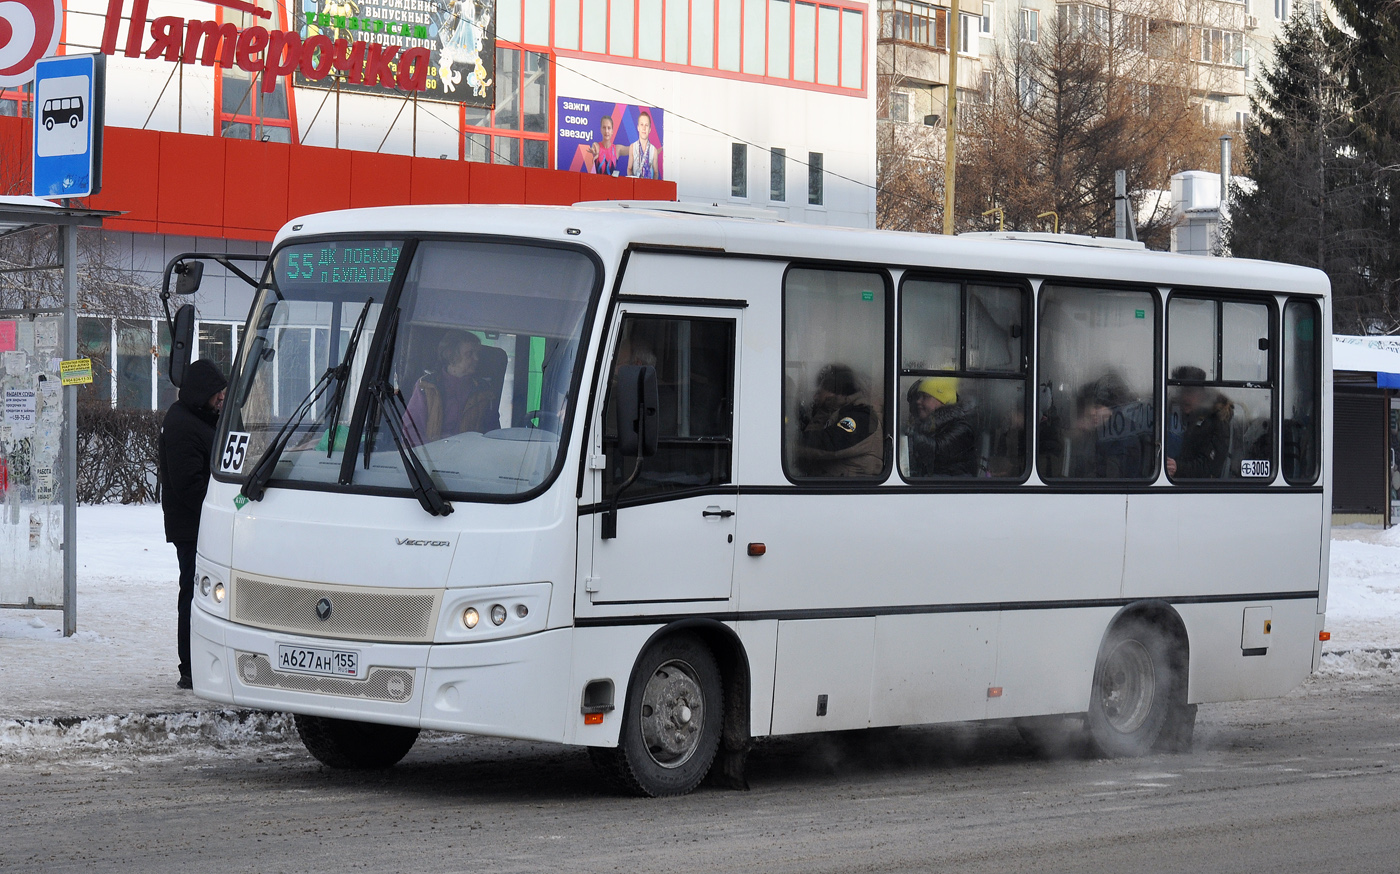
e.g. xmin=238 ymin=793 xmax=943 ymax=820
xmin=1 ymin=670 xmax=1398 ymax=873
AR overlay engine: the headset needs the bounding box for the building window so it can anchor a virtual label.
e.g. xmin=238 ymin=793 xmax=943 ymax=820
xmin=981 ymin=1 xmax=993 ymax=34
xmin=462 ymin=48 xmax=550 ymax=167
xmin=732 ymin=143 xmax=748 ymax=197
xmin=216 ymin=0 xmax=295 ymax=141
xmin=889 ymin=90 xmax=910 ymax=122
xmin=808 ymin=151 xmax=823 ymax=205
xmin=560 ymin=0 xmax=865 ymax=91
xmin=0 ymin=83 xmax=32 ymax=119
xmin=1274 ymin=0 xmax=1287 ymax=18
xmin=882 ymin=0 xmax=947 ymax=49
xmin=770 ymin=146 xmax=786 ymax=200
xmin=1019 ymin=8 xmax=1038 ymax=42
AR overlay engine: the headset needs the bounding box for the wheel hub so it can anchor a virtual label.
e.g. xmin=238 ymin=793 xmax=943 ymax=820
xmin=1100 ymin=639 xmax=1155 ymax=734
xmin=639 ymin=659 xmax=704 ymax=769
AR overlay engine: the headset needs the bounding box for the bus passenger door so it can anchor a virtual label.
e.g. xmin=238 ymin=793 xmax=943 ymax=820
xmin=580 ymin=305 xmax=741 ymax=606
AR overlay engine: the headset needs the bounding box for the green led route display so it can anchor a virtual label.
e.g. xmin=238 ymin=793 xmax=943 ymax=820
xmin=280 ymin=242 xmax=402 ymax=286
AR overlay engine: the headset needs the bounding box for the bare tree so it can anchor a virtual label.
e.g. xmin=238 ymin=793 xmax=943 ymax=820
xmin=955 ymin=0 xmax=1227 ymax=246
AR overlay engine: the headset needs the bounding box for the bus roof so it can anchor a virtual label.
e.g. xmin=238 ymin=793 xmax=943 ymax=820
xmin=274 ymin=203 xmax=1332 ymax=298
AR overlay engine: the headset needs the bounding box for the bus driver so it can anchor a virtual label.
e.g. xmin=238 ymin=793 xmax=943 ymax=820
xmin=404 ymin=331 xmax=500 ymax=444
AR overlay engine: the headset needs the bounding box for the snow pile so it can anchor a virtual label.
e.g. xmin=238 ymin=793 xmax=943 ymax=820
xmin=1320 ymin=526 xmax=1400 ymax=676
xmin=0 ymin=709 xmax=295 ymax=761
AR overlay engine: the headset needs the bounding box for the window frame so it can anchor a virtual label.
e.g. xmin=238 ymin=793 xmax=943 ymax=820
xmin=896 ymin=270 xmax=1034 ymax=485
xmin=1033 ymin=279 xmax=1164 ymax=486
xmin=1163 ymin=289 xmax=1279 ymax=487
xmin=1280 ymin=296 xmax=1322 ymax=487
xmin=780 ymin=260 xmax=895 ymax=486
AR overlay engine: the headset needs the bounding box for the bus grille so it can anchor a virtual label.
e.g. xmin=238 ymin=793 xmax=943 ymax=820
xmin=235 ymin=652 xmax=416 ymax=702
xmin=231 ymin=574 xmax=441 ymax=643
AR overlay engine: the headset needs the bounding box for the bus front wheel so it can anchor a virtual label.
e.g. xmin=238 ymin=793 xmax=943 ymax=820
xmin=1086 ymin=618 xmax=1185 ymax=757
xmin=44 ymin=118 xmax=54 ymax=130
xmin=294 ymin=714 xmax=419 ymax=769
xmin=590 ymin=633 xmax=723 ymax=797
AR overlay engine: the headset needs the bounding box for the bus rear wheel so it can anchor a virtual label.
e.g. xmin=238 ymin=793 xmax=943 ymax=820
xmin=1086 ymin=619 xmax=1182 ymax=757
xmin=590 ymin=633 xmax=723 ymax=797
xmin=294 ymin=714 xmax=419 ymax=769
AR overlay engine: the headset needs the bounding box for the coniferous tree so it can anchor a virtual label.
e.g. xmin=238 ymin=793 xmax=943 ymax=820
xmin=1226 ymin=8 xmax=1398 ymax=332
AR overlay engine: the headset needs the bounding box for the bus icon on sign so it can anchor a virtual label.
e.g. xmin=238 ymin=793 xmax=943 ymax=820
xmin=42 ymin=96 xmax=84 ymax=130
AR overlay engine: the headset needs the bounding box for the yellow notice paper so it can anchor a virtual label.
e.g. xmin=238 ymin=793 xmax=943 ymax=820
xmin=59 ymin=358 xmax=93 ymax=386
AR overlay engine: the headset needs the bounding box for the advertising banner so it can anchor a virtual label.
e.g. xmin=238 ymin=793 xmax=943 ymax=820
xmin=293 ymin=0 xmax=496 ymax=105
xmin=556 ymin=98 xmax=664 ymax=180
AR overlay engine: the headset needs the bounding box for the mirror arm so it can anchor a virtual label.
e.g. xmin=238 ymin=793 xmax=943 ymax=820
xmin=601 ymin=409 xmax=648 ymax=540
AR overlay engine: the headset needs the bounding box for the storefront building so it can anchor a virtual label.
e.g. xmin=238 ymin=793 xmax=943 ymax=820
xmin=1 ymin=0 xmax=875 ymax=411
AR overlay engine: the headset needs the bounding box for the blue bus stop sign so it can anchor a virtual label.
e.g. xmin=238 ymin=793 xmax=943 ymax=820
xmin=32 ymin=54 xmax=105 ymax=199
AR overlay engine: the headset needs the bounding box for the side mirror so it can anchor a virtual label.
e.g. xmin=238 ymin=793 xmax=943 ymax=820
xmin=174 ymin=261 xmax=204 ymax=295
xmin=615 ymin=365 xmax=659 ymax=458
xmin=168 ymin=303 xmax=196 ymax=388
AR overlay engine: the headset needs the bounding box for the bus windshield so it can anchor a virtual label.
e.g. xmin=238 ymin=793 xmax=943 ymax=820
xmin=221 ymin=237 xmax=598 ymax=501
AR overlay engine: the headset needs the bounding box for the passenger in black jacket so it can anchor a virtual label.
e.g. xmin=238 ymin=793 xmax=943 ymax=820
xmin=157 ymin=359 xmax=227 ymax=689
xmin=906 ymin=377 xmax=977 ymax=477
xmin=1166 ymin=365 xmax=1233 ymax=480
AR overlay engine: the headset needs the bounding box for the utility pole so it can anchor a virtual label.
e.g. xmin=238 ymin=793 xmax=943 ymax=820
xmin=943 ymin=0 xmax=959 ymax=235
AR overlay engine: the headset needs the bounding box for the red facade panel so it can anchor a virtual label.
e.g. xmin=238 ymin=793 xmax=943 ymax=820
xmin=288 ymin=145 xmax=353 ymax=220
xmin=224 ymin=139 xmax=290 ymax=234
xmin=469 ymin=162 xmax=526 ymax=204
xmin=156 ymin=133 xmax=225 ymax=228
xmin=524 ymin=167 xmax=583 ymax=206
xmin=411 ymin=156 xmax=471 ymax=205
xmin=0 ymin=119 xmax=672 ymax=240
xmin=349 ymin=152 xmax=413 ymax=209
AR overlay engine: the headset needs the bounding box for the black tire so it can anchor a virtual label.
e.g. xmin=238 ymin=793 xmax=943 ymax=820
xmin=44 ymin=118 xmax=54 ymax=130
xmin=589 ymin=633 xmax=723 ymax=797
xmin=69 ymin=115 xmax=79 ymax=128
xmin=1086 ymin=618 xmax=1184 ymax=757
xmin=294 ymin=714 xmax=419 ymax=769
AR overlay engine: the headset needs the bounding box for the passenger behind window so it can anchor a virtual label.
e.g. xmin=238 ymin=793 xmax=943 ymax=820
xmin=794 ymin=364 xmax=883 ymax=477
xmin=404 ymin=331 xmax=502 ymax=444
xmin=1070 ymin=373 xmax=1155 ymax=479
xmin=905 ymin=377 xmax=976 ymax=477
xmin=1166 ymin=365 xmax=1233 ymax=479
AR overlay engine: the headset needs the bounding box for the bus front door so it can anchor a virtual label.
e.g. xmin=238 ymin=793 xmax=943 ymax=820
xmin=580 ymin=304 xmax=742 ymax=606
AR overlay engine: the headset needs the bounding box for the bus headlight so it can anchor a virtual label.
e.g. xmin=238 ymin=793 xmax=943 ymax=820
xmin=490 ymin=604 xmax=507 ymax=626
xmin=199 ymin=576 xmax=212 ymax=597
xmin=463 ymin=607 xmax=480 ymax=629
xmin=213 ymin=582 xmax=225 ymax=603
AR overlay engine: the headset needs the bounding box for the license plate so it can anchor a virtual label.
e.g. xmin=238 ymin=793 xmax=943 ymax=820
xmin=276 ymin=644 xmax=360 ymax=678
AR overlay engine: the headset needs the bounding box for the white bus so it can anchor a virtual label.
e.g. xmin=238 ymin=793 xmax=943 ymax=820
xmin=184 ymin=203 xmax=1330 ymax=796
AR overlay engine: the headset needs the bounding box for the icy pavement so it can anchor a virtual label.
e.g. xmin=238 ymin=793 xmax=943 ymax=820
xmin=2 ymin=506 xmax=1398 ymax=753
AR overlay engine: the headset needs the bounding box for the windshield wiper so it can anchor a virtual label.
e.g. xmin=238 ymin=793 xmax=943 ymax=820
xmin=240 ymin=298 xmax=374 ymax=502
xmin=321 ymin=299 xmax=374 ymax=458
xmin=368 ymin=378 xmax=454 ymax=516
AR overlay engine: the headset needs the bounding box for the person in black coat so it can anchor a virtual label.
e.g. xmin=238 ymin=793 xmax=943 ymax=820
xmin=906 ymin=377 xmax=977 ymax=477
xmin=157 ymin=359 xmax=227 ymax=689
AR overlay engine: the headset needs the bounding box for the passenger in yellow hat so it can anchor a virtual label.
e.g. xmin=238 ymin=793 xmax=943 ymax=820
xmin=906 ymin=376 xmax=976 ymax=477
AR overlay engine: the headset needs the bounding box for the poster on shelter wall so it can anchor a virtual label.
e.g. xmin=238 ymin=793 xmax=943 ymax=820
xmin=294 ymin=0 xmax=496 ymax=106
xmin=556 ymin=98 xmax=665 ymax=180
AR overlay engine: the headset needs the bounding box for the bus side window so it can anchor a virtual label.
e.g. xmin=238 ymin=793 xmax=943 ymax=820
xmin=1165 ymin=296 xmax=1274 ymax=482
xmin=1037 ymin=285 xmax=1157 ymax=481
xmin=899 ymin=279 xmax=1027 ymax=479
xmin=783 ymin=268 xmax=889 ymax=480
xmin=602 ymin=315 xmax=736 ymax=500
xmin=1282 ymin=299 xmax=1320 ymax=484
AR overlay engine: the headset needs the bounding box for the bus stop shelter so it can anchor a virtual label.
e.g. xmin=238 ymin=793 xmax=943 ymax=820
xmin=0 ymin=196 xmax=112 ymax=635
xmin=1332 ymin=335 xmax=1400 ymax=527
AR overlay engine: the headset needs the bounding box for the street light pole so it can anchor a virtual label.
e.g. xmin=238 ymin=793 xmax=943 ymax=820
xmin=943 ymin=0 xmax=959 ymax=235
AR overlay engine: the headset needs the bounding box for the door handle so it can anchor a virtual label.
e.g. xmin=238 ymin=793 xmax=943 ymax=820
xmin=702 ymin=506 xmax=735 ymax=518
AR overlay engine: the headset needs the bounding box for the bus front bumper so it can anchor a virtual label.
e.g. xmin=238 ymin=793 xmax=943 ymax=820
xmin=190 ymin=608 xmax=574 ymax=743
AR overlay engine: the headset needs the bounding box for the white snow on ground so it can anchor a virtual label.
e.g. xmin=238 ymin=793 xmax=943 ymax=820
xmin=1 ymin=505 xmax=1398 ymax=757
